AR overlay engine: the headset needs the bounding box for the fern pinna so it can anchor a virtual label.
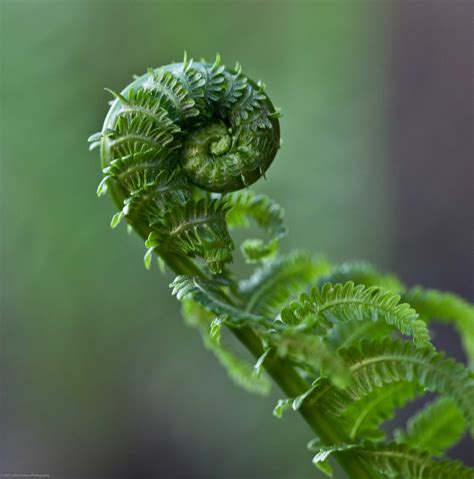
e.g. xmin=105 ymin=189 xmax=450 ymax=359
xmin=89 ymin=54 xmax=474 ymax=478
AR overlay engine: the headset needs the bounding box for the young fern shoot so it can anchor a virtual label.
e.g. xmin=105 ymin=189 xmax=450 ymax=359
xmin=89 ymin=54 xmax=474 ymax=479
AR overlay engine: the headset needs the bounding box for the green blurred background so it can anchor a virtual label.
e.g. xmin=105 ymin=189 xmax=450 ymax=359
xmin=1 ymin=1 xmax=472 ymax=478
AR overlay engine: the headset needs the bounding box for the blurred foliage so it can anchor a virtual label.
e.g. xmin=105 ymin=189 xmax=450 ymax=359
xmin=0 ymin=1 xmax=390 ymax=478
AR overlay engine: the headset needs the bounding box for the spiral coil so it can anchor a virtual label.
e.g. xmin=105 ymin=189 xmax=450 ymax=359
xmin=89 ymin=54 xmax=281 ymax=273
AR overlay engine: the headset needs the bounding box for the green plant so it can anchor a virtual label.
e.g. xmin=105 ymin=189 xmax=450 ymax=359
xmin=89 ymin=54 xmax=474 ymax=478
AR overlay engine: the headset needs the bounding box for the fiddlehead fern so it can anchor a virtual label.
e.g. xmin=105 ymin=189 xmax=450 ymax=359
xmin=89 ymin=53 xmax=281 ymax=273
xmin=91 ymin=55 xmax=474 ymax=479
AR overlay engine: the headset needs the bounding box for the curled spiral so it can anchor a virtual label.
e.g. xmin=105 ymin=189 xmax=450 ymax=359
xmin=89 ymin=53 xmax=281 ymax=273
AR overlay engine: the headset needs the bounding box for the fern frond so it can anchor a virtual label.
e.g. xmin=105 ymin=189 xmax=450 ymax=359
xmin=144 ymin=68 xmax=200 ymax=121
xmin=216 ymin=67 xmax=248 ymax=112
xmin=193 ymin=54 xmax=226 ymax=105
xmin=100 ymin=145 xmax=179 ymax=196
xmin=301 ymin=339 xmax=474 ymax=428
xmin=96 ymin=56 xmax=281 ymax=279
xmin=170 ymin=59 xmax=208 ymax=114
xmin=403 ymin=286 xmax=474 ymax=367
xmin=110 ymin=86 xmax=182 ymax=141
xmin=307 ymin=440 xmax=358 ymax=477
xmin=146 ymin=199 xmax=233 ymax=273
xmin=172 ymin=276 xmax=349 ymax=386
xmin=342 ymin=381 xmax=421 ymax=441
xmin=171 ymin=275 xmax=265 ymax=327
xmin=225 ymin=190 xmax=287 ymax=262
xmin=394 ymin=397 xmax=466 ymax=456
xmin=105 ymin=113 xmax=180 ymax=165
xmin=182 ymin=299 xmax=271 ymax=394
xmin=229 ymin=82 xmax=272 ymax=130
xmin=310 ymin=441 xmax=474 ymax=479
xmin=280 ymin=282 xmax=431 ymax=348
xmin=110 ymin=169 xmax=192 ymax=228
xmin=93 ymin=56 xmax=474 ymax=478
xmin=239 ymin=252 xmax=330 ymax=317
xmin=225 ymin=189 xmax=286 ymax=239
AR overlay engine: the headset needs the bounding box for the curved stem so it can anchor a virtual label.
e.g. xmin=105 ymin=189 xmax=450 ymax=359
xmin=232 ymin=327 xmax=376 ymax=478
xmin=162 ymin=252 xmax=376 ymax=479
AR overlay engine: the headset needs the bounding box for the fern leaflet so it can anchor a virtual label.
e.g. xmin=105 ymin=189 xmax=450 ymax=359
xmin=182 ymin=299 xmax=271 ymax=394
xmin=280 ymin=282 xmax=431 ymax=348
xmin=301 ymin=339 xmax=474 ymax=428
xmin=225 ymin=190 xmax=287 ymax=262
xmin=342 ymin=381 xmax=421 ymax=441
xmin=394 ymin=397 xmax=466 ymax=456
xmin=403 ymin=286 xmax=474 ymax=367
xmin=145 ymin=199 xmax=233 ymax=273
xmin=310 ymin=441 xmax=474 ymax=479
xmin=239 ymin=252 xmax=330 ymax=317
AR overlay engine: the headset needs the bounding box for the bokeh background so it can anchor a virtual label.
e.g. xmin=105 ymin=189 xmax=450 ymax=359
xmin=1 ymin=1 xmax=473 ymax=478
